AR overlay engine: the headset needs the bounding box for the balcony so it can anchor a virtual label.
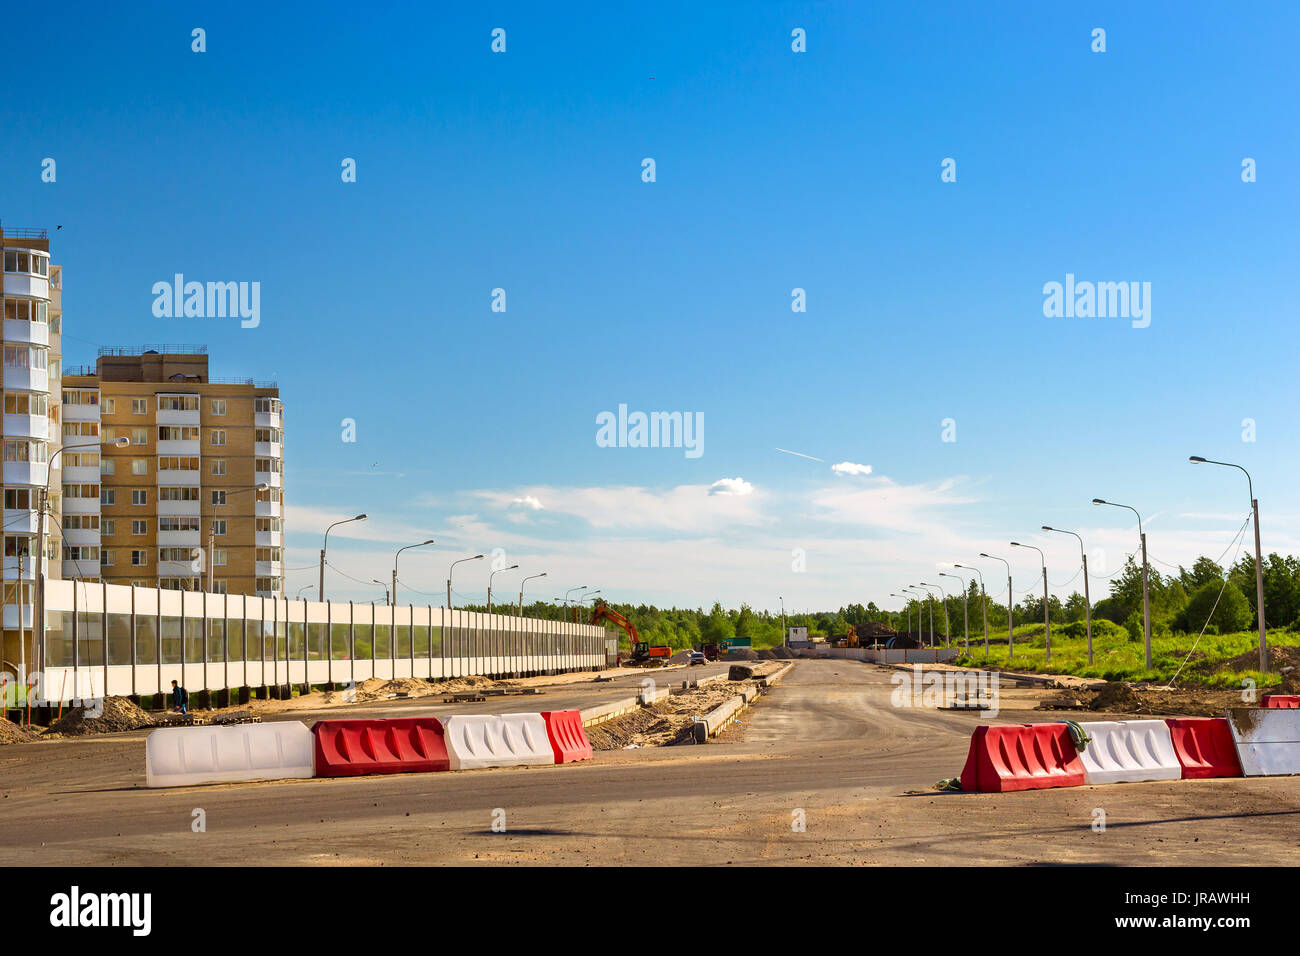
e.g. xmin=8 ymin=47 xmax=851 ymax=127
xmin=158 ymin=530 xmax=201 ymax=548
xmin=157 ymin=440 xmax=200 ymax=456
xmin=2 ymin=509 xmax=39 ymax=534
xmin=254 ymin=441 xmax=281 ymax=458
xmin=61 ymin=560 xmax=99 ymax=580
xmin=63 ymin=527 xmax=101 ymax=547
xmin=2 ymin=413 xmax=48 ymax=440
xmin=62 ymin=465 xmax=100 ymax=484
xmin=255 ymin=560 xmax=282 ymax=577
xmin=156 ymin=469 xmax=200 ymax=486
xmin=3 ymin=367 xmax=48 ymax=392
xmin=254 ymin=470 xmax=282 ymax=488
xmin=156 ymin=407 xmax=200 ymax=427
xmin=157 ymin=499 xmax=201 ymax=516
xmin=2 ymin=274 xmax=49 ymax=298
xmin=61 ymin=496 xmax=100 ymax=515
xmin=255 ymin=529 xmax=282 ymax=548
xmin=3 ymin=319 xmax=49 ymax=346
xmin=61 ymin=431 xmax=101 ymax=448
xmin=254 ymin=411 xmax=281 ymax=429
xmin=61 ymin=401 xmax=100 ymax=422
xmin=255 ymin=499 xmax=281 ymax=518
xmin=2 ymin=461 xmax=48 ymax=486
xmin=158 ymin=559 xmax=199 ymax=577
xmin=2 ymin=557 xmax=36 ymax=580
xmin=2 ymin=604 xmax=33 ymax=630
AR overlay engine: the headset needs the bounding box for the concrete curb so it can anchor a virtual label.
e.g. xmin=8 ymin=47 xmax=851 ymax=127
xmin=678 ymin=673 xmax=731 ymax=693
xmin=760 ymin=662 xmax=796 ymax=687
xmin=579 ymin=696 xmax=641 ymax=728
xmin=638 ymin=685 xmax=672 ymax=706
xmin=691 ymin=685 xmax=764 ymax=743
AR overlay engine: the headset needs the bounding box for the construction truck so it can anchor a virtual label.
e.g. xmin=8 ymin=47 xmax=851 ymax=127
xmin=590 ymin=602 xmax=673 ymax=666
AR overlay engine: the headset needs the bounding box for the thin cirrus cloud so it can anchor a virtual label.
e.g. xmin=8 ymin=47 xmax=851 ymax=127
xmin=471 ymin=481 xmax=767 ymax=533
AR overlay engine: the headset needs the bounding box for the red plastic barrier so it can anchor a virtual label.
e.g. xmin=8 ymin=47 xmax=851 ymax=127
xmin=1164 ymin=717 xmax=1242 ymax=779
xmin=1260 ymin=693 xmax=1300 ymax=709
xmin=959 ymin=723 xmax=1085 ymax=793
xmin=312 ymin=717 xmax=450 ymax=777
xmin=542 ymin=710 xmax=593 ymax=763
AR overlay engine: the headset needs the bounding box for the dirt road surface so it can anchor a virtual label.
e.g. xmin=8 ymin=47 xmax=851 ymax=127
xmin=2 ymin=660 xmax=1296 ymax=866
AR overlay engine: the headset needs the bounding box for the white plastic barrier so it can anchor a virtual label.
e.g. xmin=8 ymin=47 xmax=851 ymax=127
xmin=443 ymin=713 xmax=556 ymax=771
xmin=1228 ymin=709 xmax=1300 ymax=776
xmin=145 ymin=722 xmax=315 ymax=788
xmin=1078 ymin=720 xmax=1181 ymax=785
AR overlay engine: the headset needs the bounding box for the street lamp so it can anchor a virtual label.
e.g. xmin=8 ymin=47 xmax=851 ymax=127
xmin=371 ymin=579 xmax=390 ymax=605
xmin=779 ymin=595 xmax=786 ymax=644
xmin=954 ymin=564 xmax=990 ymax=654
xmin=319 ymin=514 xmax=367 ymax=601
xmin=518 ymin=571 xmax=547 ymax=617
xmin=1093 ymin=498 xmax=1152 ymax=669
xmin=487 ymin=563 xmax=519 ymax=614
xmin=979 ymin=553 xmax=1014 ymax=659
xmin=393 ymin=539 xmax=435 ymax=606
xmin=1010 ymin=541 xmax=1050 ymax=662
xmin=209 ymin=483 xmax=269 ymax=593
xmin=296 ymin=585 xmax=314 ymax=599
xmin=447 ymin=554 xmax=484 ymax=610
xmin=563 ymin=585 xmax=587 ymax=609
xmin=889 ymin=593 xmax=911 ymax=637
xmin=34 ymin=437 xmax=130 ymax=680
xmin=1190 ymin=456 xmax=1268 ymax=673
xmin=1043 ymin=525 xmax=1092 ymax=665
xmin=939 ymin=571 xmax=969 ymax=651
xmin=920 ymin=582 xmax=950 ymax=647
xmin=907 ymin=586 xmax=935 ymax=646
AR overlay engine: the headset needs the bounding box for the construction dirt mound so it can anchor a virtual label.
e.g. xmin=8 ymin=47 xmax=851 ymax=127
xmin=726 ymin=647 xmax=758 ymax=660
xmin=1080 ymin=681 xmax=1243 ymax=718
xmin=42 ymin=696 xmax=155 ymax=738
xmin=0 ymin=718 xmax=38 ymax=745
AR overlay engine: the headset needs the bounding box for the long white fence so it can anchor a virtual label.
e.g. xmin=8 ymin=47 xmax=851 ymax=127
xmin=37 ymin=579 xmax=612 ymax=703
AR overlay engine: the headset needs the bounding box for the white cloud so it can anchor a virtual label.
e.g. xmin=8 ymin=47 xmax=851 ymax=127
xmin=708 ymin=477 xmax=754 ymax=497
xmin=831 ymin=461 xmax=873 ymax=477
xmin=511 ymin=495 xmax=544 ymax=511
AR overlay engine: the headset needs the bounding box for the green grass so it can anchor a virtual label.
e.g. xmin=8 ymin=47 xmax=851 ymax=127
xmin=952 ymin=624 xmax=1294 ymax=687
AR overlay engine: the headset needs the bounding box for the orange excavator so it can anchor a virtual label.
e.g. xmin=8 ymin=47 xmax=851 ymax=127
xmin=590 ymin=602 xmax=673 ymax=665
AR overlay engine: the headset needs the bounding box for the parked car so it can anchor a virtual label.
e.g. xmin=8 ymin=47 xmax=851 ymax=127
xmin=688 ymin=650 xmax=707 ymax=666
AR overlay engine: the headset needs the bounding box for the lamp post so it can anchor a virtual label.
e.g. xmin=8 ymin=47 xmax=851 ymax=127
xmin=447 ymin=554 xmax=484 ymax=610
xmin=563 ymin=586 xmax=587 ymax=613
xmin=487 ymin=563 xmax=519 ymax=614
xmin=954 ymin=564 xmax=989 ymax=654
xmin=920 ymin=582 xmax=950 ymax=647
xmin=1093 ymin=498 xmax=1151 ymax=669
xmin=979 ymin=553 xmax=1014 ymax=659
xmin=889 ymin=593 xmax=911 ymax=637
xmin=518 ymin=571 xmax=547 ymax=617
xmin=907 ymin=586 xmax=934 ymax=646
xmin=779 ymin=595 xmax=786 ymax=644
xmin=319 ymin=513 xmax=367 ymax=601
xmin=371 ymin=579 xmax=390 ymax=605
xmin=1190 ymin=457 xmax=1268 ymax=672
xmin=939 ymin=571 xmax=969 ymax=651
xmin=393 ymin=539 xmax=435 ymax=606
xmin=209 ymin=482 xmax=269 ymax=593
xmin=1043 ymin=525 xmax=1092 ymax=665
xmin=296 ymin=585 xmax=314 ymax=599
xmin=1010 ymin=541 xmax=1050 ymax=662
xmin=35 ymin=437 xmax=129 ymax=681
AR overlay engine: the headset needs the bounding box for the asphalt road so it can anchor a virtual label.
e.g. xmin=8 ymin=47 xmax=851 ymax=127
xmin=2 ymin=659 xmax=1297 ymax=866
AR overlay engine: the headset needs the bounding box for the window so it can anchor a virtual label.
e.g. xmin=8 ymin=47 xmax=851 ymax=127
xmin=3 ymin=489 xmax=31 ymax=509
xmin=3 ymin=535 xmax=34 ymax=557
xmin=256 ymin=486 xmax=282 ymax=503
xmin=159 ymin=516 xmax=200 ymax=532
xmin=210 ymin=429 xmax=226 ymax=446
xmin=158 ymin=395 xmax=199 ymax=411
xmin=158 ymin=547 xmax=194 ymax=563
xmin=212 ymin=490 xmax=227 ymax=506
xmin=159 ymin=486 xmax=199 ymax=502
xmin=63 ymin=452 xmax=99 ymax=469
xmin=5 ymin=393 xmax=48 ymax=415
xmin=100 ymin=488 xmax=116 ymax=506
xmin=210 ymin=458 xmax=226 ymax=477
xmin=100 ymin=458 xmax=116 ymax=476
xmin=157 ymin=456 xmax=199 ymax=471
xmin=101 ymin=427 xmax=116 ymax=442
xmin=212 ymin=579 xmax=228 ymax=594
xmin=63 ymin=515 xmax=100 ymax=530
xmin=63 ymin=421 xmax=100 ymax=438
xmin=213 ymin=549 xmax=227 ymax=567
xmin=102 ymin=519 xmax=115 ymax=537
xmin=255 ymin=547 xmax=282 ymax=563
xmin=4 ymin=346 xmax=48 ymax=370
xmin=131 ymin=520 xmax=147 ymax=535
xmin=255 ymin=457 xmax=281 ymax=474
xmin=131 ymin=398 xmax=147 ymax=415
xmin=102 ymin=397 xmax=116 ymax=414
xmin=211 ymin=399 xmax=227 ymax=416
xmin=159 ymin=426 xmax=199 ymax=441
xmin=101 ymin=550 xmax=114 ymax=567
xmin=4 ymin=439 xmax=48 ymax=463
xmin=256 ymin=576 xmax=282 ymax=594
xmin=211 ymin=520 xmax=226 ymax=536
xmin=131 ymin=427 xmax=148 ymax=445
xmin=254 ymin=398 xmax=281 ymax=415
xmin=3 ymin=299 xmax=48 ymax=322
xmin=62 ymin=483 xmax=99 ymax=499
xmin=63 ymin=545 xmax=100 ymax=561
xmin=255 ymin=428 xmax=282 ymax=444
xmin=131 ymin=489 xmax=148 ymax=506
xmin=131 ymin=459 xmax=148 ymax=476
xmin=132 ymin=550 xmax=148 ymax=566
xmin=61 ymin=390 xmax=98 ymax=407
xmin=256 ymin=517 xmax=283 ymax=533
xmin=131 ymin=579 xmax=150 ymax=588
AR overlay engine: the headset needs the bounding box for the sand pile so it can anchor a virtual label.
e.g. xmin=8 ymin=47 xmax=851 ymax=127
xmin=43 ymin=697 xmax=154 ymax=737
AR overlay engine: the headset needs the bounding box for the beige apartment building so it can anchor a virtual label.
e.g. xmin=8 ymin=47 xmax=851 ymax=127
xmin=62 ymin=349 xmax=284 ymax=598
xmin=1 ymin=225 xmax=62 ymax=677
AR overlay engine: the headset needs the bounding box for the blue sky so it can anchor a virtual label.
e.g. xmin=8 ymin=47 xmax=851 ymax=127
xmin=4 ymin=1 xmax=1298 ymax=613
